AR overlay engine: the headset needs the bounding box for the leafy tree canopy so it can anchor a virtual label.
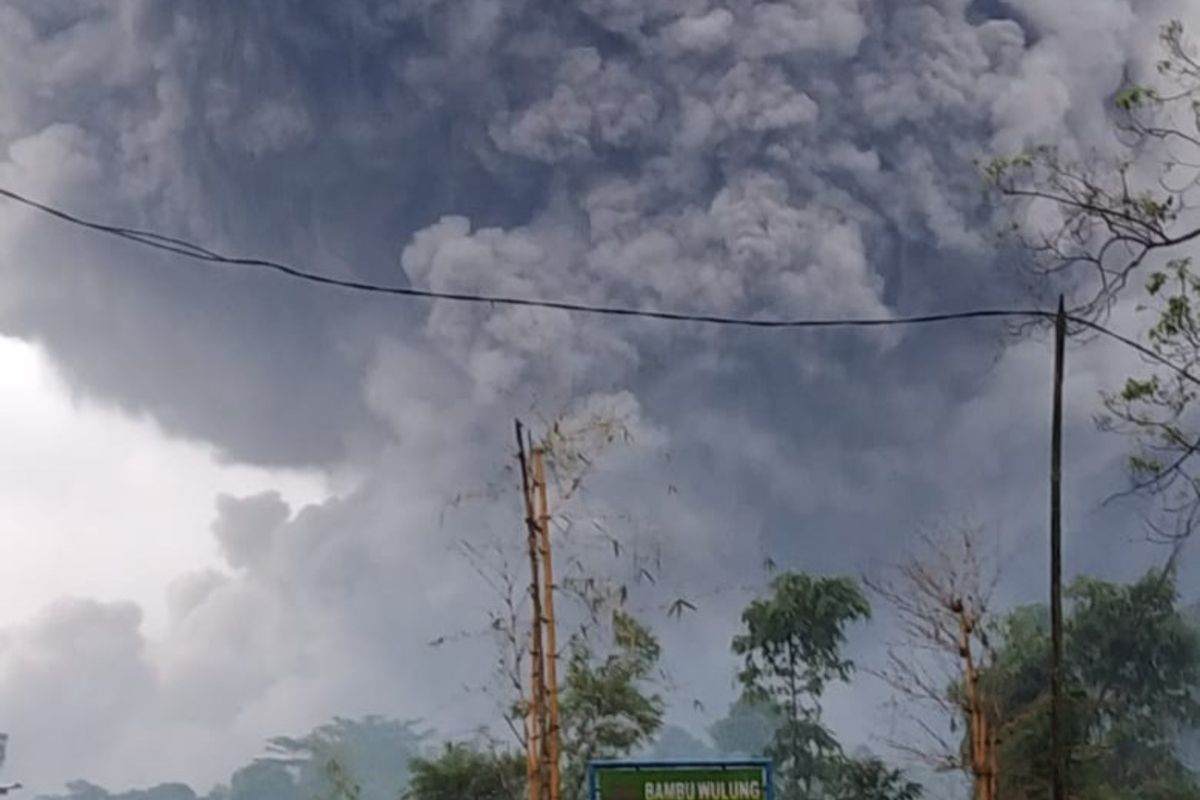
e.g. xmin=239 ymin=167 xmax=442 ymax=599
xmin=709 ymin=696 xmax=782 ymax=759
xmin=406 ymin=743 xmax=523 ymax=800
xmin=733 ymin=572 xmax=896 ymax=800
xmin=982 ymin=569 xmax=1200 ymax=800
xmin=560 ymin=609 xmax=665 ymax=800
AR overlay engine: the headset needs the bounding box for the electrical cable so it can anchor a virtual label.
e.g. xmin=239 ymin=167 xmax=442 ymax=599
xmin=0 ymin=186 xmax=1051 ymax=329
xmin=3 ymin=184 xmax=1198 ymax=389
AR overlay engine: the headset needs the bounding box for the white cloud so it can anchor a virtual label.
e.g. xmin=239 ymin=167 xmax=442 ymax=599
xmin=0 ymin=337 xmax=326 ymax=634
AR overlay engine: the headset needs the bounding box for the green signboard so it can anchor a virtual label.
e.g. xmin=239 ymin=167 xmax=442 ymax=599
xmin=590 ymin=762 xmax=773 ymax=800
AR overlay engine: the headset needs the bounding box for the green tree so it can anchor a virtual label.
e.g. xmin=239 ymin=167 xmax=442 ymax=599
xmin=459 ymin=532 xmax=666 ymax=800
xmin=986 ymin=20 xmax=1200 ymax=539
xmin=227 ymin=763 xmax=299 ymax=800
xmin=824 ymin=756 xmax=923 ymax=800
xmin=559 ymin=609 xmax=665 ymax=800
xmin=732 ymin=572 xmax=871 ymax=800
xmin=263 ymin=716 xmax=429 ymax=800
xmin=447 ymin=410 xmax=668 ymax=800
xmin=318 ymin=759 xmax=359 ymax=800
xmin=983 ymin=568 xmax=1200 ymax=800
xmin=35 ymin=719 xmax=429 ymax=800
xmin=405 ymin=743 xmax=524 ymax=800
xmin=44 ymin=783 xmax=200 ymax=800
xmin=709 ymin=696 xmax=782 ymax=758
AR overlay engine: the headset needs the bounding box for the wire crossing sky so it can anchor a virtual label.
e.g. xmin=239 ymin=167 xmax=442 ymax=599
xmin=2 ymin=185 xmax=1195 ymax=388
xmin=0 ymin=186 xmax=1053 ymax=328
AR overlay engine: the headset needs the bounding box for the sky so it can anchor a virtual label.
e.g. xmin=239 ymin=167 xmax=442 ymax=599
xmin=1 ymin=0 xmax=1199 ymax=795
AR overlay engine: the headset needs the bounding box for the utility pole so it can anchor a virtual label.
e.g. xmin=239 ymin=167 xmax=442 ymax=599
xmin=516 ymin=423 xmax=563 ymax=800
xmin=533 ymin=447 xmax=562 ymax=800
xmin=1050 ymin=295 xmax=1067 ymax=800
xmin=516 ymin=422 xmax=546 ymax=800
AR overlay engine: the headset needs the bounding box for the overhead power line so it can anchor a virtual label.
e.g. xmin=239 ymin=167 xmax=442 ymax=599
xmin=1 ymin=184 xmax=1198 ymax=387
xmin=0 ymin=185 xmax=1052 ymax=329
xmin=1068 ymin=317 xmax=1200 ymax=388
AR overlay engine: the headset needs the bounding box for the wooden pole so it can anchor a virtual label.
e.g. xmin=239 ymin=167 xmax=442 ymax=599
xmin=533 ymin=448 xmax=562 ymax=800
xmin=516 ymin=421 xmax=546 ymax=800
xmin=1050 ymin=296 xmax=1067 ymax=800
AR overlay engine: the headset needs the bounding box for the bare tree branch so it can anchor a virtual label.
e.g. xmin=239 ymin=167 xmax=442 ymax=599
xmin=865 ymin=525 xmax=1002 ymax=800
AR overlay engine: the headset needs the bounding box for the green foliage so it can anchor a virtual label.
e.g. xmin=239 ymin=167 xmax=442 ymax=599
xmin=1149 ymin=270 xmax=1169 ymax=295
xmin=43 ymin=782 xmax=200 ymax=800
xmin=405 ymin=743 xmax=524 ymax=800
xmin=980 ymin=152 xmax=1035 ymax=187
xmin=982 ymin=570 xmax=1200 ymax=800
xmin=1069 ymin=572 xmax=1200 ymax=724
xmin=1099 ymin=257 xmax=1200 ymax=539
xmin=228 ymin=763 xmax=298 ymax=800
xmin=987 ymin=20 xmax=1200 ymax=538
xmin=732 ymin=572 xmax=872 ymax=800
xmin=709 ymin=696 xmax=783 ymax=758
xmin=1114 ymin=85 xmax=1160 ymax=111
xmin=263 ymin=716 xmax=429 ymax=800
xmin=37 ymin=718 xmax=431 ymax=800
xmin=560 ymin=610 xmax=665 ymax=800
xmin=824 ymin=757 xmax=923 ymax=800
xmin=319 ymin=760 xmax=360 ymax=800
xmin=734 ymin=573 xmax=871 ymax=704
xmin=1119 ymin=377 xmax=1158 ymax=403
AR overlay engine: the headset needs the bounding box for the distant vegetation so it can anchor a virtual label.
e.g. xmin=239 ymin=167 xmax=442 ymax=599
xmin=34 ymin=561 xmax=1199 ymax=800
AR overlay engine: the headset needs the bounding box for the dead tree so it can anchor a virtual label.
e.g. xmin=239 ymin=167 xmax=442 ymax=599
xmin=865 ymin=526 xmax=1002 ymax=800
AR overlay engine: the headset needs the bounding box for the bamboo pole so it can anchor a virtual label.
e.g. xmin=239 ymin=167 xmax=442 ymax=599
xmin=516 ymin=422 xmax=546 ymax=800
xmin=534 ymin=448 xmax=561 ymax=800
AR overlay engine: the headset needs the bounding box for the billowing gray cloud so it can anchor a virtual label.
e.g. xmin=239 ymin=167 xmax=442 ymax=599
xmin=2 ymin=0 xmax=1197 ymax=795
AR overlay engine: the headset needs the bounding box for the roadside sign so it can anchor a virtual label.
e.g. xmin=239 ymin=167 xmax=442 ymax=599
xmin=589 ymin=761 xmax=773 ymax=800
